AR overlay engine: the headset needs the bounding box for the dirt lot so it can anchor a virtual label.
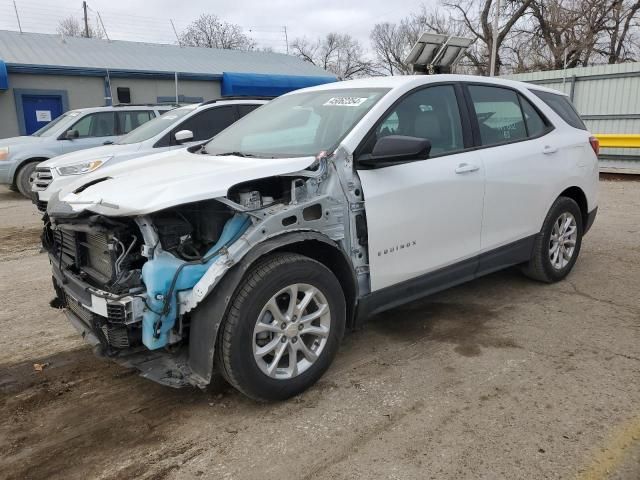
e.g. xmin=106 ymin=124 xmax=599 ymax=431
xmin=0 ymin=179 xmax=638 ymax=480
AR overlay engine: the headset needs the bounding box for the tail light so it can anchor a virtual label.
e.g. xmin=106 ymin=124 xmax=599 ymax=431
xmin=589 ymin=136 xmax=600 ymax=155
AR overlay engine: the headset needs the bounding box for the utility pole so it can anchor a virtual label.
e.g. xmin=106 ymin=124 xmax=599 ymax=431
xmin=13 ymin=1 xmax=23 ymax=34
xmin=83 ymin=1 xmax=89 ymax=38
xmin=283 ymin=26 xmax=289 ymax=54
xmin=489 ymin=0 xmax=501 ymax=76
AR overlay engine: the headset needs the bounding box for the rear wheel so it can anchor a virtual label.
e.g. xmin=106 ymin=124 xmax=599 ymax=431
xmin=16 ymin=161 xmax=39 ymax=198
xmin=216 ymin=253 xmax=346 ymax=401
xmin=521 ymin=196 xmax=583 ymax=283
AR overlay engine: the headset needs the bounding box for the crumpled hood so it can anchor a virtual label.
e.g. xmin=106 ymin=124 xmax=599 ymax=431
xmin=40 ymin=144 xmax=141 ymax=168
xmin=53 ymin=148 xmax=316 ymax=217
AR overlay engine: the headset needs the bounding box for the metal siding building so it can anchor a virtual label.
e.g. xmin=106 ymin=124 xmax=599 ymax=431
xmin=504 ymin=63 xmax=640 ymax=171
xmin=0 ymin=30 xmax=335 ymax=138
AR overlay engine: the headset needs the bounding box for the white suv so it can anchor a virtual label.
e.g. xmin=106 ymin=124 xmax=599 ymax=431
xmin=0 ymin=104 xmax=172 ymax=197
xmin=32 ymin=99 xmax=266 ymax=210
xmin=43 ymin=75 xmax=598 ymax=400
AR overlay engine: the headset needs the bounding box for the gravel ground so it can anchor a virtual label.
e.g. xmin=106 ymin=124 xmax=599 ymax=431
xmin=0 ymin=179 xmax=638 ymax=480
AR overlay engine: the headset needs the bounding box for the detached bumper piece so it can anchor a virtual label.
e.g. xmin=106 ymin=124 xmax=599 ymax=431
xmin=54 ymin=276 xmax=140 ymax=354
xmin=52 ymin=272 xmax=201 ymax=388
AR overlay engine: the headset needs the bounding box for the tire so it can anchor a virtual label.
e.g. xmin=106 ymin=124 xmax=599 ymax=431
xmin=521 ymin=196 xmax=583 ymax=283
xmin=216 ymin=253 xmax=346 ymax=401
xmin=16 ymin=161 xmax=38 ymax=198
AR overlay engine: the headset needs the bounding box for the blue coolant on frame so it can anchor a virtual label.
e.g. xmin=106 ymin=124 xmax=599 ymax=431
xmin=141 ymin=214 xmax=251 ymax=350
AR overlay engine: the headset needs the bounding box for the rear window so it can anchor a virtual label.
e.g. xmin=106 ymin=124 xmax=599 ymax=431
xmin=531 ymin=90 xmax=586 ymax=130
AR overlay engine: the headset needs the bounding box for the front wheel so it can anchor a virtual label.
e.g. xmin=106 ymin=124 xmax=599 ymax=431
xmin=521 ymin=196 xmax=583 ymax=283
xmin=16 ymin=161 xmax=39 ymax=198
xmin=216 ymin=253 xmax=346 ymax=401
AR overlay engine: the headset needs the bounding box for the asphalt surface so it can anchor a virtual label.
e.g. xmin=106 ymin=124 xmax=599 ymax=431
xmin=0 ymin=178 xmax=638 ymax=480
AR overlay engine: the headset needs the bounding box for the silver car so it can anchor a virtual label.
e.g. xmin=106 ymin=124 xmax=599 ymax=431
xmin=0 ymin=104 xmax=172 ymax=197
xmin=33 ymin=99 xmax=266 ymax=210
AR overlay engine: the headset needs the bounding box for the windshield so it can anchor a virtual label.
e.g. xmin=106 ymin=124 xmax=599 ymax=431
xmin=32 ymin=112 xmax=77 ymax=137
xmin=204 ymin=88 xmax=390 ymax=158
xmin=117 ymin=106 xmax=196 ymax=144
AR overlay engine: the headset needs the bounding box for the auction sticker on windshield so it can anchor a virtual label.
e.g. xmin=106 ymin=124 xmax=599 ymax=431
xmin=324 ymin=97 xmax=369 ymax=107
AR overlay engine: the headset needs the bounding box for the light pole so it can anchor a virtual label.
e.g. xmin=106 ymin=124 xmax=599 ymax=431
xmin=489 ymin=0 xmax=502 ymax=76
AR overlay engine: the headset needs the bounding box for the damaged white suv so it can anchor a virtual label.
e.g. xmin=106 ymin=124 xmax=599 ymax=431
xmin=44 ymin=75 xmax=599 ymax=400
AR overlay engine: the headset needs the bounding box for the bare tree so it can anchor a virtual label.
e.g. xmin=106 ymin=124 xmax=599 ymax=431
xmin=443 ymin=0 xmax=534 ymax=74
xmin=57 ymin=15 xmax=104 ymax=39
xmin=370 ymin=4 xmax=492 ymax=75
xmin=604 ymin=0 xmax=640 ymax=63
xmin=291 ymin=33 xmax=374 ymax=80
xmin=180 ymin=14 xmax=256 ymax=50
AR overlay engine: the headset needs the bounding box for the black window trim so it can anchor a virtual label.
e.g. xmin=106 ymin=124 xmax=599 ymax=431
xmin=461 ymin=82 xmax=555 ymax=152
xmin=354 ymin=81 xmax=474 ymax=169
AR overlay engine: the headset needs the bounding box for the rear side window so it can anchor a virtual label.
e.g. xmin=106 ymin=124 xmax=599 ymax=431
xmin=468 ymin=85 xmax=527 ymax=145
xmin=117 ymin=110 xmax=154 ymax=134
xmin=520 ymin=96 xmax=548 ymax=137
xmin=531 ymin=90 xmax=586 ymax=130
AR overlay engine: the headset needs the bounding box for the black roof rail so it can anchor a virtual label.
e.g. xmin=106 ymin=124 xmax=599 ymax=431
xmin=199 ymin=96 xmax=274 ymax=106
xmin=112 ymin=103 xmax=181 ymax=108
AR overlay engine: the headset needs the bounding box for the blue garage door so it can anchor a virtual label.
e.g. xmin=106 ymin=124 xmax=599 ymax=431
xmin=22 ymin=95 xmax=64 ymax=134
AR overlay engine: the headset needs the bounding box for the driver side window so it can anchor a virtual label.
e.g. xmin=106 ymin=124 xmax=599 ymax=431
xmin=365 ymin=85 xmax=464 ymax=157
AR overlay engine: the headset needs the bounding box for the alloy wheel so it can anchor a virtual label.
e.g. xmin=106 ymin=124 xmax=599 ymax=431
xmin=253 ymin=283 xmax=331 ymax=380
xmin=549 ymin=212 xmax=578 ymax=270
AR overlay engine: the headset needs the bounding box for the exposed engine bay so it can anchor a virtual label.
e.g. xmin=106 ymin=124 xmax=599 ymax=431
xmin=44 ymin=149 xmax=369 ymax=387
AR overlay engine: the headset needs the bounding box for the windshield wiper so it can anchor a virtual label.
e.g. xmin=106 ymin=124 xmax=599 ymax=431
xmin=215 ymin=151 xmax=257 ymax=158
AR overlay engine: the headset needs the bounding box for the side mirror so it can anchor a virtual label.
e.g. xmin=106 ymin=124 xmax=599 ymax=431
xmin=174 ymin=129 xmax=194 ymax=144
xmin=358 ymin=135 xmax=431 ymax=168
xmin=64 ymin=129 xmax=79 ymax=140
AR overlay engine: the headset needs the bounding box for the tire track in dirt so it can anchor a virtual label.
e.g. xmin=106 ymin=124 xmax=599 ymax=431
xmin=0 ymin=225 xmax=42 ymax=261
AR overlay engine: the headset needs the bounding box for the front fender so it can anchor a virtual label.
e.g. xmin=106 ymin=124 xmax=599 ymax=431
xmin=187 ymin=231 xmax=348 ymax=385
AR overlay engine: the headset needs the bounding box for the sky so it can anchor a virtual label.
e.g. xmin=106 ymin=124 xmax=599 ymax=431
xmin=0 ymin=0 xmax=434 ymax=53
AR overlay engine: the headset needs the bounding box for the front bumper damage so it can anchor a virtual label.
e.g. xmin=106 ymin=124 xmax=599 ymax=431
xmin=46 ymin=149 xmax=370 ymax=388
xmin=51 ymin=259 xmax=197 ymax=388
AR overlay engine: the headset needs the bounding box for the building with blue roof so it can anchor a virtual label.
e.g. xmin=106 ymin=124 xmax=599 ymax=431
xmin=0 ymin=30 xmax=335 ymax=137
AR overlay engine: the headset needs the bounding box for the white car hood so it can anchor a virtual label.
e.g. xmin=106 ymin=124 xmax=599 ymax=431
xmin=55 ymin=148 xmax=316 ymax=217
xmin=40 ymin=144 xmax=141 ymax=168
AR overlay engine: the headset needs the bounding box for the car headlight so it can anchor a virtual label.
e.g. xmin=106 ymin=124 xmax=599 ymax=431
xmin=57 ymin=157 xmax=112 ymax=176
xmin=0 ymin=147 xmax=9 ymax=161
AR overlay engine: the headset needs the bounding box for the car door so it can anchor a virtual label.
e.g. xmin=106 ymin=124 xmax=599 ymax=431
xmin=356 ymin=84 xmax=485 ymax=291
xmin=61 ymin=112 xmax=118 ymax=152
xmin=464 ymin=84 xmax=557 ymax=254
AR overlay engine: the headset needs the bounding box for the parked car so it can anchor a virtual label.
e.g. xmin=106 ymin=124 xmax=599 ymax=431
xmin=43 ymin=75 xmax=598 ymax=400
xmin=0 ymin=104 xmax=173 ymax=197
xmin=32 ymin=99 xmax=267 ymax=211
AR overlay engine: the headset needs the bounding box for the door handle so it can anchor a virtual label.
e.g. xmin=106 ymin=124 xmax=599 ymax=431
xmin=543 ymin=145 xmax=558 ymax=155
xmin=455 ymin=163 xmax=480 ymax=174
